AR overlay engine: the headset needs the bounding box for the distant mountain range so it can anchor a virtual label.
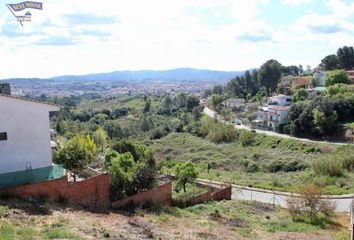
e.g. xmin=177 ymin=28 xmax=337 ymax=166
xmin=1 ymin=68 xmax=246 ymax=83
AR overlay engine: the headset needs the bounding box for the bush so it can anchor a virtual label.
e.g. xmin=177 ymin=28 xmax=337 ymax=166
xmin=246 ymin=162 xmax=259 ymax=173
xmin=313 ymin=158 xmax=343 ymax=177
xmin=239 ymin=131 xmax=254 ymax=146
xmin=282 ymin=160 xmax=308 ymax=172
xmin=287 ymin=185 xmax=335 ymax=222
xmin=151 ymin=128 xmax=168 ymax=140
xmin=203 ymin=119 xmax=237 ymax=144
xmin=267 ymin=160 xmax=284 ymax=173
xmin=324 ymin=69 xmax=351 ymax=87
xmin=267 ymin=160 xmax=308 ymax=173
xmin=335 ymin=146 xmax=354 ymax=171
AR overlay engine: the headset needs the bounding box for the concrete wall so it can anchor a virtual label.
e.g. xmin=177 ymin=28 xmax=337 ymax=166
xmin=0 ymin=96 xmax=58 ymax=174
xmin=111 ymin=182 xmax=172 ymax=209
xmin=2 ymin=173 xmax=110 ymax=211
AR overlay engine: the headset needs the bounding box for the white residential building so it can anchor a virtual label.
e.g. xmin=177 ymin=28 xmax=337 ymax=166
xmin=253 ymin=94 xmax=291 ymax=131
xmin=223 ymin=98 xmax=246 ymax=111
xmin=267 ymin=94 xmax=291 ymax=106
xmin=0 ymin=92 xmax=63 ymax=189
xmin=267 ymin=105 xmax=290 ymax=131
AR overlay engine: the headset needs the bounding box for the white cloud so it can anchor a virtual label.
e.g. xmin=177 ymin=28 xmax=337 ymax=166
xmin=281 ymin=0 xmax=313 ymax=6
xmin=0 ymin=0 xmax=353 ymax=78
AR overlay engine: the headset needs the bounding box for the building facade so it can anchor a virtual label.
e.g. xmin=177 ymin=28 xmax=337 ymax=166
xmin=254 ymin=95 xmax=291 ymax=131
xmin=0 ymin=93 xmax=63 ymax=189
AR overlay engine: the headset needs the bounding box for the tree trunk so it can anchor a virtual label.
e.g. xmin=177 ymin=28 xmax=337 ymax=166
xmin=183 ymin=182 xmax=186 ymax=192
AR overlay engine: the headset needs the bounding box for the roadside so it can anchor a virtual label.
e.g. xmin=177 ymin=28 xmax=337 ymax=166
xmin=196 ymin=178 xmax=354 ymax=213
xmin=204 ymin=106 xmax=350 ymax=146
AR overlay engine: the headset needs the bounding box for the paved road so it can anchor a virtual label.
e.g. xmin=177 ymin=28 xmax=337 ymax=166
xmin=197 ymin=179 xmax=353 ymax=213
xmin=232 ymin=186 xmax=353 ymax=213
xmin=204 ymin=106 xmax=349 ymax=145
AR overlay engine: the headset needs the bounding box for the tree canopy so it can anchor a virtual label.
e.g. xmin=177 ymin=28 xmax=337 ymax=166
xmin=337 ymin=46 xmax=354 ymax=70
xmin=54 ymin=135 xmax=97 ymax=181
xmin=174 ymin=162 xmax=198 ymax=193
xmin=320 ymin=54 xmax=340 ymax=71
xmin=324 ymin=69 xmax=351 ymax=87
xmin=258 ymin=59 xmax=282 ymax=95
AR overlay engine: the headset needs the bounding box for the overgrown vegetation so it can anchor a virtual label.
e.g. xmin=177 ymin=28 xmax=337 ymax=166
xmin=287 ymin=185 xmax=335 ymax=223
xmin=50 ymin=93 xmax=354 ymax=195
xmin=106 ymin=141 xmax=157 ymax=201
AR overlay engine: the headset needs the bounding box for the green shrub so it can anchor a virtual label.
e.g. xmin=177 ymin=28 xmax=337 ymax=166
xmin=282 ymin=160 xmax=308 ymax=172
xmin=283 ymin=125 xmax=291 ymax=135
xmin=335 ymin=146 xmax=354 ymax=171
xmin=267 ymin=160 xmax=308 ymax=173
xmin=305 ymin=147 xmax=321 ymax=153
xmin=246 ymin=162 xmax=259 ymax=173
xmin=267 ymin=160 xmax=284 ymax=173
xmin=313 ymin=158 xmax=343 ymax=177
xmin=239 ymin=131 xmax=254 ymax=146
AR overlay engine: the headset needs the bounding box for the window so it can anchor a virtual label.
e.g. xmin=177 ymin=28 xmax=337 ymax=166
xmin=0 ymin=132 xmax=7 ymax=141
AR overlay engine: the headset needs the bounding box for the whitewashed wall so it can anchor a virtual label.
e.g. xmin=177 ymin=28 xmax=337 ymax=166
xmin=0 ymin=96 xmax=59 ymax=174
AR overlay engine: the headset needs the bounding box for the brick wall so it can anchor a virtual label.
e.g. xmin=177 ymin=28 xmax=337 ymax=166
xmin=3 ymin=176 xmax=68 ymax=201
xmin=186 ymin=184 xmax=232 ymax=206
xmin=65 ymin=174 xmax=110 ymax=210
xmin=1 ymin=173 xmax=110 ymax=211
xmin=211 ymin=185 xmax=232 ymax=201
xmin=190 ymin=191 xmax=211 ymax=205
xmin=111 ymin=182 xmax=172 ymax=209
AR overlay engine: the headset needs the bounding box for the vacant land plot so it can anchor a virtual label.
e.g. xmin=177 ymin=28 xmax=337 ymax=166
xmin=0 ymin=197 xmax=349 ymax=240
xmin=151 ymin=132 xmax=354 ymax=195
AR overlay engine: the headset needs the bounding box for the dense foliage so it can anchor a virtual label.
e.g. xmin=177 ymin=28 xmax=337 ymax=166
xmin=54 ymin=135 xmax=97 ymax=181
xmin=285 ymin=83 xmax=354 ymax=137
xmin=320 ymin=46 xmax=354 ymax=70
xmin=324 ymin=69 xmax=351 ymax=87
xmin=106 ymin=141 xmax=157 ymax=201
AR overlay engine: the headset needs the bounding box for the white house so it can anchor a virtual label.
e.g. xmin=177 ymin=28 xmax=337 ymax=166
xmin=267 ymin=94 xmax=291 ymax=106
xmin=223 ymin=98 xmax=246 ymax=111
xmin=0 ymin=93 xmax=63 ymax=189
xmin=267 ymin=105 xmax=290 ymax=131
xmin=254 ymin=94 xmax=291 ymax=131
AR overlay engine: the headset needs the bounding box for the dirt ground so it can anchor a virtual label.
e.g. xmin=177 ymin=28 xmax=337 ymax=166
xmin=0 ymin=198 xmax=350 ymax=240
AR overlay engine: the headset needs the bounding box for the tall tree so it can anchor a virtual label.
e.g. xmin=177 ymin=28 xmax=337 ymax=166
xmin=244 ymin=70 xmax=252 ymax=94
xmin=93 ymin=127 xmax=108 ymax=151
xmin=175 ymin=93 xmax=187 ymax=109
xmin=337 ymin=46 xmax=354 ymax=70
xmin=160 ymin=95 xmax=173 ymax=115
xmin=320 ymin=54 xmax=340 ymax=70
xmin=212 ymin=85 xmax=223 ymax=95
xmin=143 ymin=98 xmax=151 ymax=113
xmin=258 ymin=59 xmax=282 ymax=95
xmin=186 ymin=95 xmax=200 ymax=111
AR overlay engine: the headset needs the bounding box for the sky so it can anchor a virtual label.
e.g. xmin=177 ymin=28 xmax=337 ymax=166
xmin=0 ymin=0 xmax=354 ymax=79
